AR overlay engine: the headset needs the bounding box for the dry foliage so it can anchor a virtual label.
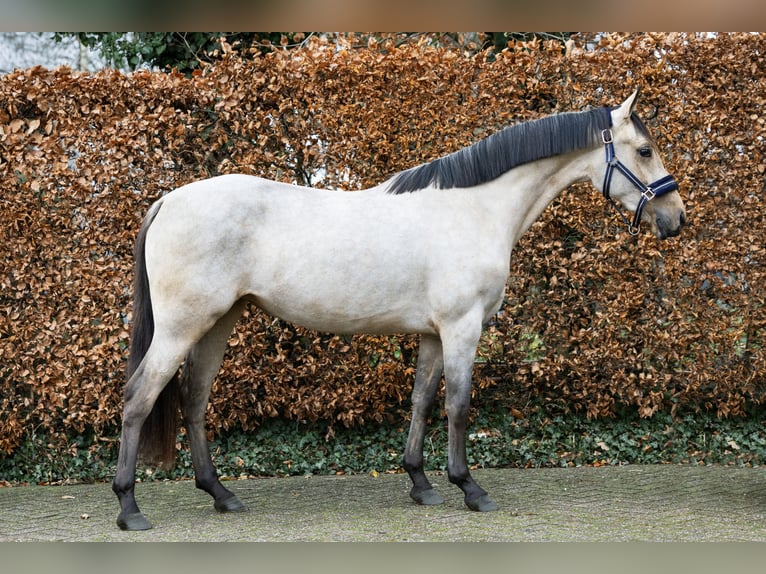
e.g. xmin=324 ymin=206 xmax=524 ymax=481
xmin=1 ymin=33 xmax=764 ymax=457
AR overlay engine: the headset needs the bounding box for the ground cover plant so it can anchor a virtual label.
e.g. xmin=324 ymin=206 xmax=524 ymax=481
xmin=2 ymin=405 xmax=765 ymax=486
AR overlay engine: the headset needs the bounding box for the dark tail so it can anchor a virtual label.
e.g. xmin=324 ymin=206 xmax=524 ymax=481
xmin=127 ymin=200 xmax=180 ymax=471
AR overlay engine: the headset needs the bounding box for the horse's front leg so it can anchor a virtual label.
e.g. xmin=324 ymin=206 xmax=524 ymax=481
xmin=403 ymin=334 xmax=445 ymax=506
xmin=442 ymin=322 xmax=499 ymax=512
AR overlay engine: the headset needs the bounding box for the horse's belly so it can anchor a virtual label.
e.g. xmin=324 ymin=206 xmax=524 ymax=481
xmin=248 ymin=288 xmax=436 ymax=336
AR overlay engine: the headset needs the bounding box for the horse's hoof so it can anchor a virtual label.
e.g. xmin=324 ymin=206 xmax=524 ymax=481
xmin=465 ymin=493 xmax=499 ymax=512
xmin=215 ymin=494 xmax=247 ymax=513
xmin=410 ymin=487 xmax=444 ymax=506
xmin=117 ymin=512 xmax=153 ymax=531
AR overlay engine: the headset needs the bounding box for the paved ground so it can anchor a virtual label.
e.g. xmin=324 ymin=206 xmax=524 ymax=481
xmin=2 ymin=465 xmax=766 ymax=541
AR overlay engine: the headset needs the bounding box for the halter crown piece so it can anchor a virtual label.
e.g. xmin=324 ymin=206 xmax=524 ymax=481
xmin=600 ymin=121 xmax=679 ymax=235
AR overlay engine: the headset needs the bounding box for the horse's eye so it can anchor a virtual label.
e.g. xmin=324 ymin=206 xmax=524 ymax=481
xmin=638 ymin=146 xmax=652 ymax=158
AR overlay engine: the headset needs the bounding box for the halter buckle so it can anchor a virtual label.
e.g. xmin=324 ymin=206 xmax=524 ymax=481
xmin=642 ymin=187 xmax=656 ymax=201
xmin=601 ymin=129 xmax=613 ymax=145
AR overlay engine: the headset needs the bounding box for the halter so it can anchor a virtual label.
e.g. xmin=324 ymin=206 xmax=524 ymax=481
xmin=600 ymin=127 xmax=679 ymax=235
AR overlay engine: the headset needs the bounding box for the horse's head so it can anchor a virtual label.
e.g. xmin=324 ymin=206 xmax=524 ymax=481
xmin=591 ymin=90 xmax=686 ymax=239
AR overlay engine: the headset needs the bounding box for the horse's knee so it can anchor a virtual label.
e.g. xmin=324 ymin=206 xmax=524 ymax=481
xmin=445 ymin=397 xmax=471 ymax=425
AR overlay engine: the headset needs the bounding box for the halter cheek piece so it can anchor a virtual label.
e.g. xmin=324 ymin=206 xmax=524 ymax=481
xmin=600 ymin=127 xmax=679 ymax=235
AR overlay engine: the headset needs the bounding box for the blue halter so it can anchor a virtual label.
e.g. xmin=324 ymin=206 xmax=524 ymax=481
xmin=601 ymin=127 xmax=679 ymax=235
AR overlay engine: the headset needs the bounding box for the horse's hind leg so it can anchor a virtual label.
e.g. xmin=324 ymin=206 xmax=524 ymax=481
xmin=403 ymin=334 xmax=445 ymax=505
xmin=180 ymin=301 xmax=247 ymax=513
xmin=113 ymin=340 xmax=190 ymax=530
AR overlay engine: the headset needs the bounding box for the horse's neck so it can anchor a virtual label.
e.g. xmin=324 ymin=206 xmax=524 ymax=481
xmin=483 ymin=151 xmax=594 ymax=248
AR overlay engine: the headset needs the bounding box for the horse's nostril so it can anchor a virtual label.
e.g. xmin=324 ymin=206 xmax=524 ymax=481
xmin=680 ymin=212 xmax=687 ymax=227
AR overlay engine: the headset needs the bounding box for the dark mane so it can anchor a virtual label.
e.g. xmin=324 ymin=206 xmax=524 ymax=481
xmin=386 ymin=107 xmax=614 ymax=194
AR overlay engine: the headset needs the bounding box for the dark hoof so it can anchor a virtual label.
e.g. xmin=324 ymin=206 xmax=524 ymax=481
xmin=215 ymin=494 xmax=247 ymax=513
xmin=466 ymin=493 xmax=499 ymax=512
xmin=410 ymin=487 xmax=444 ymax=506
xmin=117 ymin=512 xmax=153 ymax=531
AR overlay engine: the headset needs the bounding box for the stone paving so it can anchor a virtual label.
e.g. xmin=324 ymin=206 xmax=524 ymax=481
xmin=2 ymin=465 xmax=766 ymax=541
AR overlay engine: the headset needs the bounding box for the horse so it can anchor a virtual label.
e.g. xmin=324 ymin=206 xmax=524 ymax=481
xmin=112 ymin=90 xmax=686 ymax=530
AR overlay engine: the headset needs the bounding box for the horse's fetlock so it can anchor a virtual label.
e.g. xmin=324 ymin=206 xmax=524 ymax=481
xmin=402 ymin=454 xmax=423 ymax=474
xmin=447 ymin=469 xmax=470 ymax=487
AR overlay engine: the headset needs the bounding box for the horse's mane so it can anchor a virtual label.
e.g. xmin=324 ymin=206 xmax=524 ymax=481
xmin=385 ymin=107 xmax=615 ymax=194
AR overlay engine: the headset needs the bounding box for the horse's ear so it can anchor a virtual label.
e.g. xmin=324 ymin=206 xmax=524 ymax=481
xmin=615 ymin=88 xmax=640 ymax=124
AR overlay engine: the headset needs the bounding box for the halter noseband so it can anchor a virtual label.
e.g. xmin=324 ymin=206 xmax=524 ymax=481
xmin=600 ymin=127 xmax=679 ymax=235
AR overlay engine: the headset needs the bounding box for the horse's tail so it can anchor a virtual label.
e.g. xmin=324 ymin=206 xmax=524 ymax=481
xmin=127 ymin=199 xmax=180 ymax=471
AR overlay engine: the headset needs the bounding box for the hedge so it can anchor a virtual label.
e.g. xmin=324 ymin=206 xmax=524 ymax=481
xmin=1 ymin=33 xmax=764 ymax=459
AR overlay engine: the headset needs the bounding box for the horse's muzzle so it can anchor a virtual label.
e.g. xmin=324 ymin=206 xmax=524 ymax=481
xmin=655 ymin=211 xmax=686 ymax=239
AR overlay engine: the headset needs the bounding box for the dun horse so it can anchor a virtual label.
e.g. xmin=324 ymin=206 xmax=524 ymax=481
xmin=113 ymin=91 xmax=686 ymax=530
